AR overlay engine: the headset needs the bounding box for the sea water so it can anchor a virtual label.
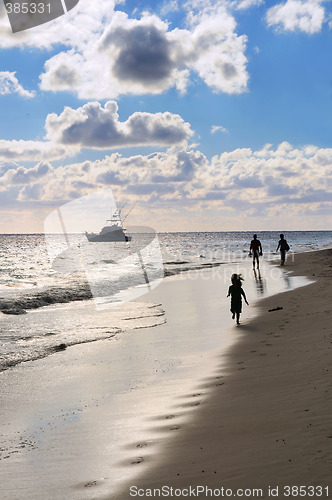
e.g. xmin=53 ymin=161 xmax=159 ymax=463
xmin=0 ymin=231 xmax=331 ymax=371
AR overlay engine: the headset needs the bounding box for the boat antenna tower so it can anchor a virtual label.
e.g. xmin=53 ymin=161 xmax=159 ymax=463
xmin=122 ymin=202 xmax=137 ymax=223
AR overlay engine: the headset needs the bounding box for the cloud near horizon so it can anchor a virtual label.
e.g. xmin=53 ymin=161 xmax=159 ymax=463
xmin=1 ymin=143 xmax=331 ymax=225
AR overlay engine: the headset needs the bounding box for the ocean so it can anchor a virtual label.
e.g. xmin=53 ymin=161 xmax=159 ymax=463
xmin=0 ymin=231 xmax=331 ymax=372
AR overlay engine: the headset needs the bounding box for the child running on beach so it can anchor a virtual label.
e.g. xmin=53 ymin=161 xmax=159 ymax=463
xmin=227 ymin=274 xmax=249 ymax=325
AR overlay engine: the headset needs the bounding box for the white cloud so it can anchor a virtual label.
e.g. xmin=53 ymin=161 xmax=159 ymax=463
xmin=185 ymin=6 xmax=249 ymax=94
xmin=2 ymin=143 xmax=331 ymax=218
xmin=160 ymin=0 xmax=181 ymax=16
xmin=0 ymin=161 xmax=53 ymax=185
xmin=0 ymin=0 xmax=250 ymax=99
xmin=0 ymin=71 xmax=35 ymax=98
xmin=0 ymin=139 xmax=76 ymax=161
xmin=266 ymin=0 xmax=326 ymax=34
xmin=45 ymin=100 xmax=194 ymax=148
xmin=0 ymin=102 xmax=194 ymax=161
xmin=38 ymin=4 xmax=248 ymax=98
xmin=0 ymin=161 xmax=21 ymax=175
xmin=202 ymin=142 xmax=332 ymax=205
xmin=1 ymin=142 xmax=331 ymax=232
xmin=231 ymin=0 xmax=264 ymax=10
xmin=211 ymin=125 xmax=229 ymax=134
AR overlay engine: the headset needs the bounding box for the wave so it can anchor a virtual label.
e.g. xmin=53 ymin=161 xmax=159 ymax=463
xmin=0 ymin=284 xmax=92 ymax=315
xmin=0 ymin=262 xmax=225 ymax=314
xmin=0 ymin=302 xmax=165 ymax=372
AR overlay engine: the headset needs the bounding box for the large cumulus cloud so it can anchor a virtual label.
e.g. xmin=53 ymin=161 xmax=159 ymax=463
xmin=45 ymin=101 xmax=194 ymax=148
xmin=39 ymin=6 xmax=249 ymax=98
xmin=0 ymin=101 xmax=194 ymax=161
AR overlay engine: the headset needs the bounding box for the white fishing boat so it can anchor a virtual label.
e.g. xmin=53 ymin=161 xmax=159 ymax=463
xmin=85 ymin=207 xmax=132 ymax=242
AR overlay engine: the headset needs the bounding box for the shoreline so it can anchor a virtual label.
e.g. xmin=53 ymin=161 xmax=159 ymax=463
xmin=114 ymin=248 xmax=332 ymax=498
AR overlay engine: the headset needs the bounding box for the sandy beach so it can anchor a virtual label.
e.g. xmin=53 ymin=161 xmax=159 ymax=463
xmin=115 ymin=249 xmax=332 ymax=499
xmin=0 ymin=249 xmax=331 ymax=500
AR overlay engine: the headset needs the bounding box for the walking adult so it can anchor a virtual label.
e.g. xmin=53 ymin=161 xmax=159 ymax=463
xmin=249 ymin=234 xmax=262 ymax=269
xmin=276 ymin=233 xmax=290 ymax=265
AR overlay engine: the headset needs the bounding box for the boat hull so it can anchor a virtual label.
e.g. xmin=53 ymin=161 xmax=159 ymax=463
xmin=85 ymin=229 xmax=131 ymax=242
xmin=85 ymin=228 xmax=131 ymax=242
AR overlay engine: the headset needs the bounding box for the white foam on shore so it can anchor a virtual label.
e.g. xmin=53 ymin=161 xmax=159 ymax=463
xmin=0 ymin=300 xmax=165 ymax=371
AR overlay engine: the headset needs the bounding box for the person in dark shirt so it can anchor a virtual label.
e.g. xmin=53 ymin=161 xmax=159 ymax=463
xmin=249 ymin=234 xmax=263 ymax=269
xmin=227 ymin=274 xmax=249 ymax=325
xmin=276 ymin=234 xmax=290 ymax=266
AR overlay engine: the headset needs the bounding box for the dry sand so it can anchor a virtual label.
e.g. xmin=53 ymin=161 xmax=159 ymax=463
xmin=115 ymin=249 xmax=332 ymax=499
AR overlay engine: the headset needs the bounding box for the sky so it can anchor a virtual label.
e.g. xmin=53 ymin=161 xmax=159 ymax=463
xmin=0 ymin=0 xmax=331 ymax=233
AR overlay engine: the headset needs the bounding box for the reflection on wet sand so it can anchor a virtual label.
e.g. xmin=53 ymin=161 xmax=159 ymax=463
xmin=253 ymin=268 xmax=266 ymax=296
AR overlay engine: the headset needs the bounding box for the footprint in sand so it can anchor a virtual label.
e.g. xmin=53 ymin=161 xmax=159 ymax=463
xmin=184 ymin=401 xmax=202 ymax=407
xmin=84 ymin=481 xmax=98 ymax=488
xmin=136 ymin=442 xmax=148 ymax=448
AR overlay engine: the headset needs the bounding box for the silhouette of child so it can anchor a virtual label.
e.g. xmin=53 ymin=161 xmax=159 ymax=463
xmin=227 ymin=274 xmax=249 ymax=325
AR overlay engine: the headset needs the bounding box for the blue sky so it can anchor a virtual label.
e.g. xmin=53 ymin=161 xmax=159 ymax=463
xmin=0 ymin=0 xmax=331 ymax=232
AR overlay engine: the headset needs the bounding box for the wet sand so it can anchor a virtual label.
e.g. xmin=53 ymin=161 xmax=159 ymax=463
xmin=114 ymin=249 xmax=332 ymax=499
